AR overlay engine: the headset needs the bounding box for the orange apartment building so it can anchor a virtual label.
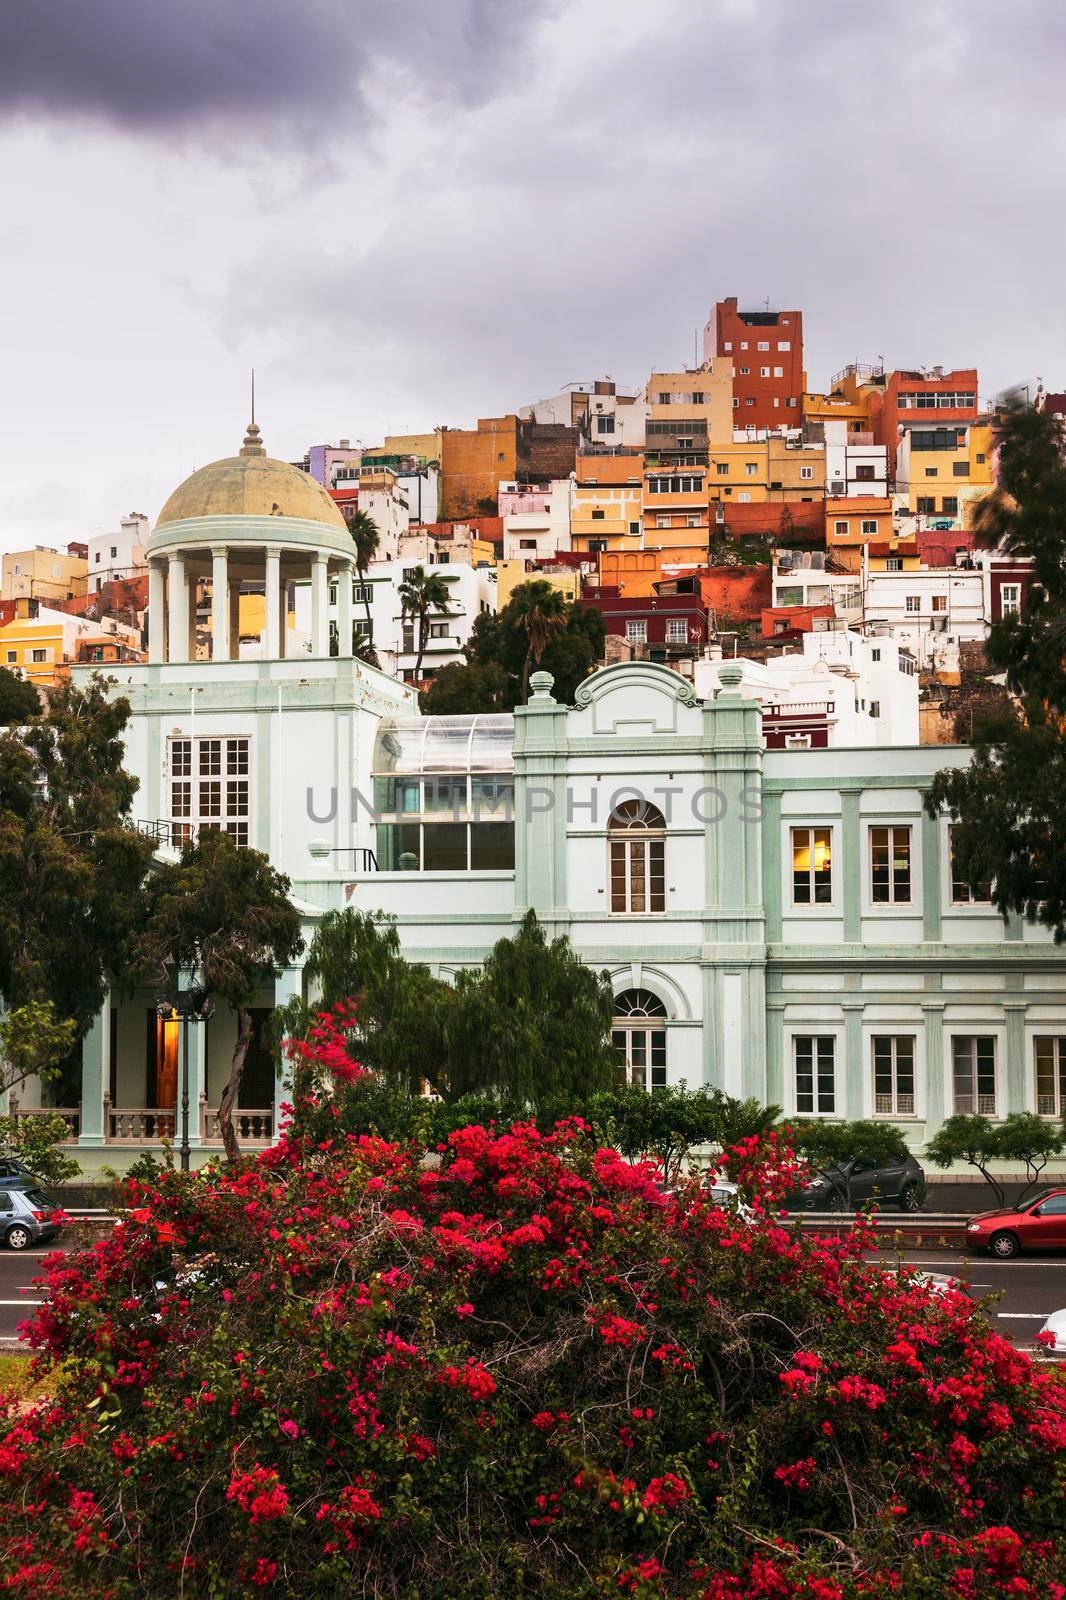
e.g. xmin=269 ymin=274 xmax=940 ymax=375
xmin=824 ymin=496 xmax=894 ymax=570
xmin=642 ymin=458 xmax=710 ymax=565
xmin=869 ymin=367 xmax=979 ymax=476
xmin=440 ymin=416 xmax=518 ymax=519
xmin=571 ymin=453 xmax=644 ymax=553
xmin=704 ymin=296 xmax=805 ymax=431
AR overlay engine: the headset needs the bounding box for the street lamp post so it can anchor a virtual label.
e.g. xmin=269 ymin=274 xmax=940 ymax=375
xmin=155 ymin=979 xmax=215 ymax=1172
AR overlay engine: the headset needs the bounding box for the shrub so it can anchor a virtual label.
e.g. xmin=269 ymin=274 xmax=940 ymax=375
xmin=2 ymin=1028 xmax=1064 ymax=1596
xmin=0 ymin=1111 xmax=80 ymax=1187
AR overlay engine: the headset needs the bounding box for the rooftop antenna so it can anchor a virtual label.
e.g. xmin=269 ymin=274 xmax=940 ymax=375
xmin=764 ymin=296 xmax=770 ymax=313
xmin=251 ymin=368 xmax=255 ymax=425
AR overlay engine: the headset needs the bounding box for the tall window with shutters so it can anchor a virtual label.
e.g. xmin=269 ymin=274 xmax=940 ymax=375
xmin=608 ymin=800 xmax=666 ymax=914
xmin=612 ymin=989 xmax=667 ymax=1090
xmin=794 ymin=1036 xmax=835 ymax=1115
xmin=952 ymin=1036 xmax=997 ymax=1115
xmin=872 ymin=1035 xmax=915 ymax=1115
xmin=1035 ymin=1037 xmax=1066 ymax=1117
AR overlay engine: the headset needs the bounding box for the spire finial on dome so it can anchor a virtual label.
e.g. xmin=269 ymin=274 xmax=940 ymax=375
xmin=240 ymin=420 xmax=266 ymax=458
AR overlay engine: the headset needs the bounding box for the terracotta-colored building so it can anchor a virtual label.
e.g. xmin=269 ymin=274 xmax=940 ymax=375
xmin=704 ymin=296 xmax=805 ymax=431
xmin=718 ymin=500 xmax=825 ymax=544
xmin=760 ymin=604 xmax=836 ymax=639
xmin=698 ymin=566 xmax=772 ymax=628
xmin=869 ymin=368 xmax=979 ymax=476
xmin=825 ymin=496 xmax=893 ymax=568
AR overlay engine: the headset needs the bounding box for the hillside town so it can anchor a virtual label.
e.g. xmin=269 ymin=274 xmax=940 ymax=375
xmin=4 ymin=297 xmax=1059 ymax=751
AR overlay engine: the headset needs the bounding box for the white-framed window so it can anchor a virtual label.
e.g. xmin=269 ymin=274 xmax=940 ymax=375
xmin=952 ymin=1035 xmax=997 ymax=1115
xmin=834 ymin=520 xmax=850 ymax=536
xmin=870 ymin=825 xmax=911 ymax=903
xmin=778 ymin=340 xmax=791 ymax=352
xmin=609 ymin=799 xmax=665 ymax=915
xmin=740 ymin=340 xmax=748 ymax=350
xmin=1035 ymin=1037 xmax=1066 ymax=1117
xmin=905 ymin=595 xmax=921 ymax=613
xmin=760 ymin=366 xmax=771 ymax=378
xmin=794 ymin=1036 xmax=835 ymax=1115
xmin=949 ymin=824 xmax=991 ymax=903
xmin=873 ymin=1036 xmax=915 ymax=1115
xmin=773 ymin=366 xmax=783 ymax=378
xmin=800 ymin=465 xmax=813 ymax=480
xmin=739 ymin=366 xmax=750 ymax=376
xmin=613 ymin=989 xmax=667 ymax=1090
xmin=353 ymin=583 xmax=371 ymax=603
xmin=30 ymin=648 xmax=49 ymax=663
xmin=861 ymin=519 xmax=878 ymax=536
xmin=745 ymin=462 xmax=758 ymax=477
xmin=737 ymin=492 xmax=751 ymax=503
xmin=666 ymin=618 xmax=688 ymax=644
xmin=625 ymin=620 xmax=648 ymax=643
xmin=885 ymin=557 xmax=903 ymax=571
xmin=168 ymin=735 xmax=251 ymax=846
xmin=1001 ymin=583 xmax=1022 ymax=616
xmin=723 ymin=341 xmax=732 ymax=352
xmin=791 ymin=826 xmax=832 ymax=904
xmin=758 ymin=340 xmax=770 ymax=351
xmin=931 ymin=595 xmax=947 ymax=613
xmin=429 ymin=621 xmax=450 ymax=639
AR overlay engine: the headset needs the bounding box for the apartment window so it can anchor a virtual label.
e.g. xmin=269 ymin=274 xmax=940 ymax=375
xmin=950 ymin=825 xmax=991 ymax=902
xmin=613 ymin=990 xmax=667 ymax=1090
xmin=941 ymin=497 xmax=959 ymax=516
xmin=625 ymin=620 xmax=648 ymax=644
xmin=976 ymin=453 xmax=986 ymax=464
xmin=760 ymin=366 xmax=771 ymax=378
xmin=739 ymin=366 xmax=750 ymax=376
xmin=1000 ymin=583 xmax=1022 ymax=616
xmin=745 ymin=462 xmax=758 ymax=477
xmin=834 ymin=520 xmax=849 ymax=536
xmin=885 ymin=557 xmax=903 ymax=571
xmin=428 ymin=622 xmax=450 ymax=639
xmin=773 ymin=366 xmax=783 ymax=378
xmin=861 ymin=519 xmax=878 ymax=535
xmin=657 ymin=392 xmax=670 ymax=405
xmin=930 ymin=595 xmax=947 ymax=613
xmin=31 ymin=648 xmax=48 ymax=664
xmin=629 ymin=520 xmax=641 ymax=536
xmin=597 ymin=415 xmax=615 ymax=434
xmin=869 ymin=701 xmax=880 ymax=718
xmin=5 ymin=651 xmax=15 ymax=663
xmin=716 ymin=463 xmax=729 ymax=476
xmin=686 ymin=514 xmax=701 ymax=527
xmin=665 ymin=618 xmax=688 ymax=644
xmin=519 ymin=538 xmax=537 ymax=549
xmin=353 ymin=583 xmax=371 ymax=603
xmin=952 ymin=1036 xmax=997 ymax=1116
xmin=871 ymin=648 xmax=881 ymax=662
xmin=873 ymin=1036 xmax=916 ymax=1116
xmin=1035 ymin=1038 xmax=1066 ymax=1117
xmin=924 ymin=467 xmax=939 ymax=478
xmin=791 ymin=826 xmax=832 ymax=905
xmin=778 ymin=340 xmax=791 ymax=352
xmin=800 ymin=465 xmax=813 ymax=480
xmin=691 ymin=391 xmax=704 ymax=404
xmin=870 ymin=825 xmax=911 ymax=903
xmin=745 ymin=398 xmax=755 ymax=407
xmin=916 ymin=497 xmax=935 ymax=515
xmin=953 ymin=462 xmax=969 ymax=477
xmin=95 ymin=552 xmax=101 ymax=563
xmin=740 ymin=341 xmax=748 ymax=350
xmin=738 ymin=492 xmax=751 ymax=503
xmin=786 ymin=396 xmax=798 ymax=407
xmin=757 ymin=340 xmax=770 ymax=351
xmin=723 ymin=341 xmax=732 ymax=352
xmin=168 ymin=736 xmax=250 ymax=846
xmin=609 ymin=800 xmax=665 ymax=915
xmin=905 ymin=595 xmax=921 ymax=612
xmin=591 ymin=508 xmax=605 ymax=520
xmin=794 ymin=1036 xmax=835 ymax=1115
xmin=732 ymin=398 xmax=739 ymax=409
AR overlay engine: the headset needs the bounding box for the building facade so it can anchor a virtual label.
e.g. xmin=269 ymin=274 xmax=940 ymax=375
xmin=706 ymin=297 xmax=805 ymax=430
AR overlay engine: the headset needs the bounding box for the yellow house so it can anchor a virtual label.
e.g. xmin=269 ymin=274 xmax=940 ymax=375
xmin=495 ymin=561 xmax=580 ymax=608
xmin=371 ymin=429 xmax=441 ymax=466
xmin=571 ymin=453 xmax=644 ymax=552
xmin=898 ymin=419 xmax=993 ymax=524
xmin=767 ymin=436 xmax=826 ymax=500
xmin=646 ymin=362 xmax=733 ymax=454
xmin=864 ymin=540 xmax=922 ymax=573
xmin=1 ymin=546 xmax=88 ymax=604
xmin=0 ymin=603 xmax=89 ymax=683
xmin=705 ymin=440 xmax=770 ymax=503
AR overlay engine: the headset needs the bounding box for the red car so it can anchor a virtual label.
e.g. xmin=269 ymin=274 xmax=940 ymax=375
xmin=965 ymin=1187 xmax=1066 ymax=1258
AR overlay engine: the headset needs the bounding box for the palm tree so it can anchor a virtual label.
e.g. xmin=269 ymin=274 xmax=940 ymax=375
xmin=509 ymin=580 xmax=569 ymax=704
xmin=348 ymin=509 xmax=380 ymax=626
xmin=352 ymin=632 xmax=380 ymax=670
xmin=397 ymin=565 xmax=453 ymax=683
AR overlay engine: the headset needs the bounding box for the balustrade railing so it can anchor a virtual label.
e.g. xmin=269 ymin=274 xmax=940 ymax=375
xmin=8 ymin=1100 xmax=81 ymax=1140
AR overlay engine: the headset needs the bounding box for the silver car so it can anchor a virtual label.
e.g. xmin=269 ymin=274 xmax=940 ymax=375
xmin=0 ymin=1185 xmax=61 ymax=1251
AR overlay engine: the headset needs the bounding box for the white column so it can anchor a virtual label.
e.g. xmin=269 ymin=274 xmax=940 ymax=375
xmin=148 ymin=560 xmax=166 ymax=662
xmin=311 ymin=554 xmax=329 ymax=657
xmin=211 ymin=546 xmax=229 ymax=662
xmin=168 ymin=553 xmax=189 ymax=664
xmin=337 ymin=558 xmax=354 ymax=658
xmin=264 ymin=546 xmax=281 ymax=660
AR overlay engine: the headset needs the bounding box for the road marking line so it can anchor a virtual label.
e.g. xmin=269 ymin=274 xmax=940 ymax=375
xmin=997 ymin=1312 xmax=1050 ymax=1319
xmin=0 ymin=1300 xmax=42 ymax=1306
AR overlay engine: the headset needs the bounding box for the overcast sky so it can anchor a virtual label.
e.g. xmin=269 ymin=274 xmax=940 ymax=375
xmin=1 ymin=0 xmax=1063 ymax=549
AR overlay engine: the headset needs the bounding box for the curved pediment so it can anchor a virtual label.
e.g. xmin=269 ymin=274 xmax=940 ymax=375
xmin=571 ymin=661 xmax=699 ymax=737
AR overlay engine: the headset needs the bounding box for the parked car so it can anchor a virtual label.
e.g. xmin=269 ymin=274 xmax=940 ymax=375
xmin=965 ymin=1187 xmax=1066 ymax=1259
xmin=1037 ymin=1308 xmax=1066 ymax=1354
xmin=0 ymin=1185 xmax=63 ymax=1251
xmin=0 ymin=1160 xmax=42 ymax=1185
xmin=793 ymin=1154 xmax=926 ymax=1213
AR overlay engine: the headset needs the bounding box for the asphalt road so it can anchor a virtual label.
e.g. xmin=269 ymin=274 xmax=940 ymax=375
xmin=0 ymin=1243 xmax=1064 ymax=1353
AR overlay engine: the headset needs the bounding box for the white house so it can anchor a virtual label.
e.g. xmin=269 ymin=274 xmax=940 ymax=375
xmin=9 ymin=421 xmax=1062 ymax=1181
xmin=88 ymin=513 xmax=149 ymax=591
xmin=694 ymin=629 xmax=918 ymax=748
xmin=861 ymin=558 xmax=986 ymax=670
xmin=772 ymin=552 xmax=863 ymax=621
xmin=823 ymin=419 xmax=888 ymax=498
xmin=501 ymin=479 xmax=573 ymax=562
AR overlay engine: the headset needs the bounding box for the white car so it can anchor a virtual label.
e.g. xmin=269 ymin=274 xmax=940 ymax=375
xmin=912 ymin=1270 xmax=969 ymax=1298
xmin=1037 ymin=1308 xmax=1066 ymax=1354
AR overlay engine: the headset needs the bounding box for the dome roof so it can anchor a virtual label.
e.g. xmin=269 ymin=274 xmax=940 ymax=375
xmin=155 ymin=423 xmax=347 ymax=532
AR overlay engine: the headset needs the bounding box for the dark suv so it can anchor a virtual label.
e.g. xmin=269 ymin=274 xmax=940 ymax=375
xmin=795 ymin=1154 xmax=926 ymax=1213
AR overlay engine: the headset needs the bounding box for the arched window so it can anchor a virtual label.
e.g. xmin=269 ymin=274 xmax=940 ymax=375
xmin=612 ymin=987 xmax=668 ymax=1091
xmin=608 ymin=800 xmax=666 ymax=914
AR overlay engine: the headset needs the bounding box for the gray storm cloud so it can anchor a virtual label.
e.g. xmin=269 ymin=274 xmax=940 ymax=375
xmin=0 ymin=0 xmax=548 ymax=129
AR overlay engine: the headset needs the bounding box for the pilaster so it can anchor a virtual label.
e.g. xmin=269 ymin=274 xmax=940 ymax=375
xmin=78 ymin=1002 xmax=109 ymax=1147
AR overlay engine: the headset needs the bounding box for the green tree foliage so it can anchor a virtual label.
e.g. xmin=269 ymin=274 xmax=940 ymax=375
xmin=447 ymin=910 xmax=616 ymax=1107
xmin=302 ymin=909 xmax=451 ymax=1094
xmin=0 ymin=666 xmax=39 ymax=726
xmin=429 ymin=584 xmax=604 ymax=711
xmin=139 ymin=831 xmax=303 ymax=1162
xmin=0 ymin=676 xmax=155 ymax=1036
xmin=927 ymin=399 xmax=1066 ymax=936
xmin=584 ymin=1083 xmax=780 ymax=1187
xmin=0 ymin=1000 xmax=77 ymax=1101
xmin=787 ymin=1118 xmax=911 ymax=1171
xmin=397 ymin=565 xmax=453 ymax=681
xmin=926 ymin=1111 xmax=1066 ymax=1206
xmin=346 ymin=509 xmax=380 ymax=626
xmin=0 ymin=1109 xmax=80 ymax=1186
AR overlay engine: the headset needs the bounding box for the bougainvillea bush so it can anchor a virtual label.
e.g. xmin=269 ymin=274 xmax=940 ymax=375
xmin=2 ymin=1012 xmax=1065 ymax=1598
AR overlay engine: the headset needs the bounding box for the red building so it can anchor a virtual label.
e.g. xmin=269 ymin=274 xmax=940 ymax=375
xmin=582 ymin=587 xmax=708 ymax=656
xmin=705 ymin=296 xmax=804 ymax=430
xmin=870 ymin=368 xmax=979 ymax=476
